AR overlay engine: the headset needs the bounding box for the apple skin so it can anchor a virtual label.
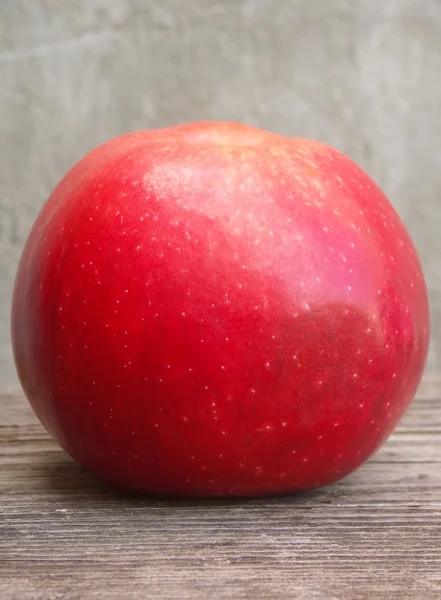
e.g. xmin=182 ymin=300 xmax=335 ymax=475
xmin=11 ymin=121 xmax=429 ymax=497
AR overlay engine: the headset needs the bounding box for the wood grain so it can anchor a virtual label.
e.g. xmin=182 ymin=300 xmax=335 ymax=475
xmin=1 ymin=377 xmax=441 ymax=599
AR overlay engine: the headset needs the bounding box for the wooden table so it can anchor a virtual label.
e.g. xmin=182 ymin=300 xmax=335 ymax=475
xmin=1 ymin=378 xmax=441 ymax=599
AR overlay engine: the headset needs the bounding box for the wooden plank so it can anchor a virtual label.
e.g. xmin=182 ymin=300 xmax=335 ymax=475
xmin=1 ymin=380 xmax=441 ymax=599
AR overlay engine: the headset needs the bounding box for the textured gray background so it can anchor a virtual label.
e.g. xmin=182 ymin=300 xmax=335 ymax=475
xmin=1 ymin=0 xmax=440 ymax=384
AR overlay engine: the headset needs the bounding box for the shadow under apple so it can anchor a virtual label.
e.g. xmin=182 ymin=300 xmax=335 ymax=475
xmin=37 ymin=447 xmax=351 ymax=509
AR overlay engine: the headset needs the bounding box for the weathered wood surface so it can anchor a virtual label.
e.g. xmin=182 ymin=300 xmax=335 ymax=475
xmin=1 ymin=377 xmax=441 ymax=599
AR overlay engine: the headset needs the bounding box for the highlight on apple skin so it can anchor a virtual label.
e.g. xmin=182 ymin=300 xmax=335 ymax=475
xmin=11 ymin=121 xmax=430 ymax=497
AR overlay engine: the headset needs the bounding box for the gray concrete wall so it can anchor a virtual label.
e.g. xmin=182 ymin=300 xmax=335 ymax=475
xmin=1 ymin=0 xmax=440 ymax=384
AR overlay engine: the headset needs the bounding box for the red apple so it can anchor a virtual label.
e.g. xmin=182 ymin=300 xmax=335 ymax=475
xmin=11 ymin=122 xmax=429 ymax=497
